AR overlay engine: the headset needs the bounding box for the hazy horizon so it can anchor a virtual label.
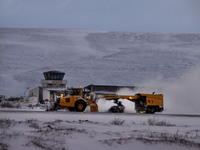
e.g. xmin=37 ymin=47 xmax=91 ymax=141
xmin=0 ymin=0 xmax=200 ymax=33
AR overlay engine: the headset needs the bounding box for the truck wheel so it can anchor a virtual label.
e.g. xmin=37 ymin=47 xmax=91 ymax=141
xmin=75 ymin=100 xmax=86 ymax=112
xmin=150 ymin=107 xmax=155 ymax=114
xmin=119 ymin=110 xmax=124 ymax=113
xmin=68 ymin=107 xmax=75 ymax=111
xmin=147 ymin=107 xmax=155 ymax=114
xmin=136 ymin=110 xmax=140 ymax=113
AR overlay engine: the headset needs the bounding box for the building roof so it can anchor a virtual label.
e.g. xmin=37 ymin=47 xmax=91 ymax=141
xmin=43 ymin=70 xmax=65 ymax=80
xmin=43 ymin=70 xmax=65 ymax=74
xmin=43 ymin=87 xmax=66 ymax=91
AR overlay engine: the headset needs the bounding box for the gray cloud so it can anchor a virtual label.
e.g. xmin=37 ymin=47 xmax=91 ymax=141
xmin=0 ymin=0 xmax=200 ymax=33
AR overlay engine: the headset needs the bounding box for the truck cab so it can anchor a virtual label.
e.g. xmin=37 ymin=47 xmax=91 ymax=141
xmin=58 ymin=87 xmax=87 ymax=111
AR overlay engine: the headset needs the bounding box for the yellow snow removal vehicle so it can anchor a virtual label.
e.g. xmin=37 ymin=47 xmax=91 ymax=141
xmin=52 ymin=85 xmax=163 ymax=114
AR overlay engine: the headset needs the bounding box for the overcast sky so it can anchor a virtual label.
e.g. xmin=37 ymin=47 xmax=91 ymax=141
xmin=0 ymin=0 xmax=200 ymax=33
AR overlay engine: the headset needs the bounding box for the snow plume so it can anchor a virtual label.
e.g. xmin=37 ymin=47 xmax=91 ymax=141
xmin=97 ymin=66 xmax=200 ymax=115
xmin=97 ymin=98 xmax=136 ymax=113
xmin=134 ymin=66 xmax=200 ymax=115
xmin=116 ymin=88 xmax=136 ymax=113
xmin=97 ymin=88 xmax=136 ymax=113
xmin=97 ymin=98 xmax=115 ymax=112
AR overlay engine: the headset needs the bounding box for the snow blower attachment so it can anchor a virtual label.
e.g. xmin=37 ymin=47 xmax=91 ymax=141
xmin=49 ymin=85 xmax=163 ymax=114
xmin=108 ymin=100 xmax=125 ymax=113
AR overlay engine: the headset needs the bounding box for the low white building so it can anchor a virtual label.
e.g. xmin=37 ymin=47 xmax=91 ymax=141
xmin=29 ymin=71 xmax=67 ymax=102
xmin=0 ymin=95 xmax=5 ymax=102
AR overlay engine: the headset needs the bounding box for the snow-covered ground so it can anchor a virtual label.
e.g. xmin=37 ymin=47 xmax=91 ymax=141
xmin=0 ymin=111 xmax=200 ymax=150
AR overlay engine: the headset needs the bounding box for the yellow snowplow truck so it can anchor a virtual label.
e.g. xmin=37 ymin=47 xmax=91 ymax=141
xmin=55 ymin=87 xmax=98 ymax=112
xmin=52 ymin=85 xmax=164 ymax=114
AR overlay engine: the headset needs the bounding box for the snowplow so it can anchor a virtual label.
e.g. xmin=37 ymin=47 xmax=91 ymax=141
xmin=50 ymin=85 xmax=163 ymax=114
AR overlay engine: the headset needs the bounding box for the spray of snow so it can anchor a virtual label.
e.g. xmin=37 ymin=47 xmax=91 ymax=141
xmin=134 ymin=66 xmax=200 ymax=115
xmin=97 ymin=99 xmax=115 ymax=112
xmin=116 ymin=88 xmax=136 ymax=113
xmin=97 ymin=88 xmax=136 ymax=113
xmin=98 ymin=67 xmax=200 ymax=115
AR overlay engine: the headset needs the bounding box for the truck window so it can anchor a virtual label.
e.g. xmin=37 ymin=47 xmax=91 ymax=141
xmin=68 ymin=89 xmax=80 ymax=95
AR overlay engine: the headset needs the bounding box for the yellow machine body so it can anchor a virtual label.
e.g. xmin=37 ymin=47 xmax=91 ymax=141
xmin=56 ymin=87 xmax=163 ymax=113
xmin=140 ymin=93 xmax=163 ymax=106
xmin=58 ymin=87 xmax=98 ymax=112
xmin=59 ymin=88 xmax=83 ymax=108
xmin=103 ymin=93 xmax=163 ymax=113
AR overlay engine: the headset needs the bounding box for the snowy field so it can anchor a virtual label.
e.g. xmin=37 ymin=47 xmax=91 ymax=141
xmin=1 ymin=28 xmax=200 ymax=149
xmin=0 ymin=110 xmax=200 ymax=150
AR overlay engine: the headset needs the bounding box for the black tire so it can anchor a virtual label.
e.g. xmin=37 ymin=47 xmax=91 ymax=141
xmin=150 ymin=107 xmax=155 ymax=114
xmin=75 ymin=100 xmax=87 ymax=112
xmin=109 ymin=106 xmax=117 ymax=113
xmin=146 ymin=107 xmax=155 ymax=114
xmin=68 ymin=107 xmax=75 ymax=111
xmin=109 ymin=106 xmax=124 ymax=113
xmin=136 ymin=110 xmax=140 ymax=113
xmin=119 ymin=110 xmax=124 ymax=113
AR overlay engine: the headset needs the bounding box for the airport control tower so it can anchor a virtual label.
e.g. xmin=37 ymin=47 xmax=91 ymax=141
xmin=41 ymin=71 xmax=67 ymax=88
xmin=29 ymin=71 xmax=67 ymax=102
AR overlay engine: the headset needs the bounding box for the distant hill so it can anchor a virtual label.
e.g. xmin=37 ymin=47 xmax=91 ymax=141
xmin=0 ymin=28 xmax=200 ymax=97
